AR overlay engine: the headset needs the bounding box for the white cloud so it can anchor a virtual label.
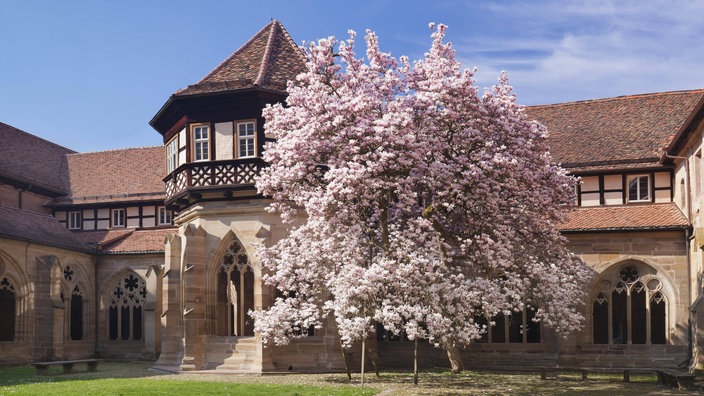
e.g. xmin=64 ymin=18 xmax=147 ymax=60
xmin=452 ymin=0 xmax=704 ymax=104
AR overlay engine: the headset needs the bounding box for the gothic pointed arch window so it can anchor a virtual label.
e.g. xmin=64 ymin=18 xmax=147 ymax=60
xmin=216 ymin=239 xmax=254 ymax=336
xmin=63 ymin=266 xmax=84 ymax=341
xmin=108 ymin=273 xmax=146 ymax=341
xmin=592 ymin=264 xmax=667 ymax=345
xmin=0 ymin=277 xmax=16 ymax=341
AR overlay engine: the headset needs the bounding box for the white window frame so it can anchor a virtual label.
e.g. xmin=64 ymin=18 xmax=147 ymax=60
xmin=627 ymin=175 xmax=650 ymax=203
xmin=166 ymin=137 xmax=178 ymax=173
xmin=68 ymin=211 xmax=81 ymax=230
xmin=192 ymin=124 xmax=210 ymax=162
xmin=158 ymin=206 xmax=172 ymax=225
xmin=112 ymin=208 xmax=126 ymax=228
xmin=236 ymin=121 xmax=256 ymax=159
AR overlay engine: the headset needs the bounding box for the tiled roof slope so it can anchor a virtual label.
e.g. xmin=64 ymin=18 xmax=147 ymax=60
xmin=559 ymin=203 xmax=688 ymax=232
xmin=527 ymin=90 xmax=704 ymax=173
xmin=51 ymin=146 xmax=166 ymax=205
xmin=0 ymin=122 xmax=75 ymax=194
xmin=0 ymin=206 xmax=90 ymax=251
xmin=75 ymin=228 xmax=175 ymax=254
xmin=176 ymin=20 xmax=306 ymax=96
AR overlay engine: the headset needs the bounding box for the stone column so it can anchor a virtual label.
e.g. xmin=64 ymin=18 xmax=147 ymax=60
xmin=181 ymin=224 xmax=208 ymax=370
xmin=154 ymin=233 xmax=183 ymax=368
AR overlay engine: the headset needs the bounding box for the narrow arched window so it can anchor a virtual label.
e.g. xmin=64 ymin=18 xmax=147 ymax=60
xmin=108 ymin=273 xmax=146 ymax=341
xmin=216 ymin=239 xmax=254 ymax=336
xmin=70 ymin=286 xmax=83 ymax=340
xmin=592 ymin=265 xmax=668 ymax=345
xmin=0 ymin=278 xmax=15 ymax=341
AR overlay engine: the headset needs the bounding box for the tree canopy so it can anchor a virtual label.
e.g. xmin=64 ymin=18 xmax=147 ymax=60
xmin=252 ymin=24 xmax=591 ymax=369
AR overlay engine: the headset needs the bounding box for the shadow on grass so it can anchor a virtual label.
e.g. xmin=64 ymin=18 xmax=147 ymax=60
xmin=0 ymin=361 xmax=166 ymax=387
xmin=320 ymin=368 xmax=692 ymax=396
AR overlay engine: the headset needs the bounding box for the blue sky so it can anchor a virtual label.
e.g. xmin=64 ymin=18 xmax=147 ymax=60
xmin=1 ymin=0 xmax=703 ymax=152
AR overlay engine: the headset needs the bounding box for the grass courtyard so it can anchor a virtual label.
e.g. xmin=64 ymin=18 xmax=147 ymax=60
xmin=0 ymin=361 xmax=701 ymax=395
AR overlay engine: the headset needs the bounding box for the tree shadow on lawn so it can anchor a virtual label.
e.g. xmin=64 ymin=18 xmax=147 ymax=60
xmin=322 ymin=369 xmax=695 ymax=395
xmin=0 ymin=361 xmax=165 ymax=387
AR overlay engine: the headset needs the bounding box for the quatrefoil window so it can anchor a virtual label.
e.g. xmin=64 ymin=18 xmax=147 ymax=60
xmin=618 ymin=266 xmax=639 ymax=283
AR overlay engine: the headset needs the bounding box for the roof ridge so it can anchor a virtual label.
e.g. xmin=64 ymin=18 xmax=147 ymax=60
xmin=529 ymin=88 xmax=704 ymax=108
xmin=255 ymin=20 xmax=278 ymax=86
xmin=195 ymin=20 xmax=275 ymax=86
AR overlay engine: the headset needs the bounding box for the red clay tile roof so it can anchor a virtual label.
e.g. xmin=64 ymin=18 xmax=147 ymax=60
xmin=558 ymin=203 xmax=688 ymax=232
xmin=74 ymin=228 xmax=176 ymax=254
xmin=527 ymin=90 xmax=704 ymax=173
xmin=50 ymin=146 xmax=166 ymax=205
xmin=176 ymin=20 xmax=306 ymax=96
xmin=0 ymin=122 xmax=76 ymax=195
xmin=0 ymin=206 xmax=90 ymax=251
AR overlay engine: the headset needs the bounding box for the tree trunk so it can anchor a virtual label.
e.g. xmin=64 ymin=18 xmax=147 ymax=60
xmin=365 ymin=336 xmax=381 ymax=377
xmin=340 ymin=340 xmax=352 ymax=381
xmin=445 ymin=343 xmax=464 ymax=374
xmin=361 ymin=336 xmax=366 ymax=386
xmin=413 ymin=338 xmax=419 ymax=385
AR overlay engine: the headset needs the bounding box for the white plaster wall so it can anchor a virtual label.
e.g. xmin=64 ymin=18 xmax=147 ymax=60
xmin=215 ymin=122 xmax=234 ymax=161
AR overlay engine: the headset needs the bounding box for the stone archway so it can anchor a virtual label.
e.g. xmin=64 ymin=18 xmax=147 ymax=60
xmin=588 ymin=260 xmax=673 ymax=345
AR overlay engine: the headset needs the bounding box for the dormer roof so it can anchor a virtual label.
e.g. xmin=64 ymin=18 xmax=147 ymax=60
xmin=175 ymin=19 xmax=306 ymax=96
xmin=527 ymin=89 xmax=704 ymax=173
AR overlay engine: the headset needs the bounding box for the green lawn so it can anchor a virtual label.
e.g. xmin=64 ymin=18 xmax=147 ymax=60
xmin=0 ymin=363 xmax=375 ymax=396
xmin=0 ymin=362 xmax=700 ymax=395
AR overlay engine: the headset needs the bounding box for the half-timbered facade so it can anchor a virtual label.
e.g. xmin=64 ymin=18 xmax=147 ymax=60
xmin=2 ymin=20 xmax=704 ymax=373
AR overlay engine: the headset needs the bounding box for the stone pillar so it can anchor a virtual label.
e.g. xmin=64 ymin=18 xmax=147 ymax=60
xmin=155 ymin=233 xmax=183 ymax=368
xmin=143 ymin=264 xmax=160 ymax=359
xmin=33 ymin=256 xmax=64 ymax=361
xmin=182 ymin=224 xmax=208 ymax=370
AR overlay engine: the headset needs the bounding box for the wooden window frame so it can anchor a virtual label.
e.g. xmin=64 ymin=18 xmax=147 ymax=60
xmin=627 ymin=174 xmax=650 ymax=203
xmin=112 ymin=208 xmax=126 ymax=228
xmin=191 ymin=123 xmax=210 ymax=162
xmin=68 ymin=211 xmax=82 ymax=230
xmin=166 ymin=136 xmax=178 ymax=173
xmin=235 ymin=120 xmax=257 ymax=159
xmin=158 ymin=206 xmax=172 ymax=226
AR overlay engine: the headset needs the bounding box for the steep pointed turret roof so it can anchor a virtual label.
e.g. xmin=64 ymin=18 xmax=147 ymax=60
xmin=176 ymin=20 xmax=306 ymax=96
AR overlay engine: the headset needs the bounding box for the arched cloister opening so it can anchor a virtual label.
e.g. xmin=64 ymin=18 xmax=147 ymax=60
xmin=61 ymin=265 xmax=85 ymax=341
xmin=215 ymin=238 xmax=255 ymax=337
xmin=107 ymin=272 xmax=147 ymax=341
xmin=0 ymin=277 xmax=16 ymax=341
xmin=591 ymin=262 xmax=669 ymax=345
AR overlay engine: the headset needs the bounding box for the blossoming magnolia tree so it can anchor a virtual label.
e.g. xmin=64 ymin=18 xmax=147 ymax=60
xmin=252 ymin=23 xmax=592 ymax=373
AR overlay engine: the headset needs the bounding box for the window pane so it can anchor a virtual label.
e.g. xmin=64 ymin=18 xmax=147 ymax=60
xmin=639 ymin=176 xmax=649 ymax=200
xmin=628 ymin=178 xmax=639 ymax=201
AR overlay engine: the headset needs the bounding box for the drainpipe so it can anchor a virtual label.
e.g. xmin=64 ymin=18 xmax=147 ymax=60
xmin=662 ymin=151 xmax=696 ymax=370
xmin=95 ymin=243 xmax=102 ymax=357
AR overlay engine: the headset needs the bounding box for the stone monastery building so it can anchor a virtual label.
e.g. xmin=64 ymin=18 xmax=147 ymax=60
xmin=2 ymin=20 xmax=704 ymax=372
